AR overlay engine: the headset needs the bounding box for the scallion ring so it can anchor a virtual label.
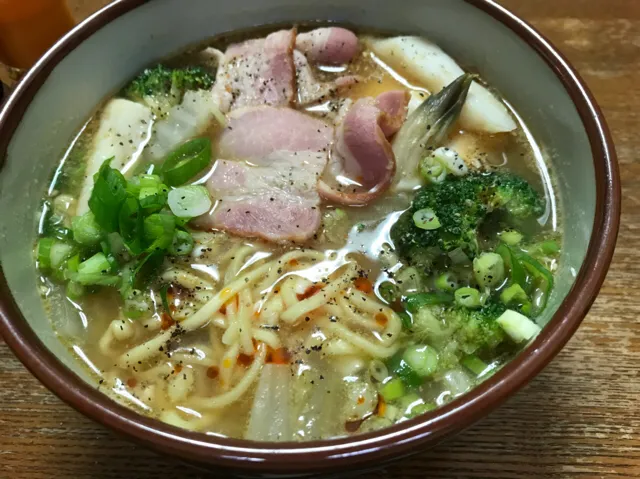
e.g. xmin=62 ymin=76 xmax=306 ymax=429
xmin=161 ymin=137 xmax=212 ymax=186
xmin=413 ymin=208 xmax=441 ymax=230
xmin=168 ymin=185 xmax=212 ymax=218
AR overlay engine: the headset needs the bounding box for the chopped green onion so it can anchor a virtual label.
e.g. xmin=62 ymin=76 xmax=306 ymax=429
xmin=379 ymin=377 xmax=406 ymax=402
xmin=398 ymin=393 xmax=435 ymax=418
xmin=408 ymin=401 xmax=436 ymax=417
xmin=540 ymin=240 xmax=561 ymax=256
xmin=419 ymin=155 xmax=447 ymax=183
xmin=498 ymin=229 xmax=523 ymax=246
xmin=143 ymin=214 xmax=176 ymax=252
xmin=167 ymin=185 xmax=212 ymax=218
xmin=36 ymin=238 xmax=54 ymax=270
xmin=435 ymin=272 xmax=457 ymax=292
xmin=70 ymin=252 xmax=120 ymax=286
xmin=413 ymin=208 xmax=441 ymax=230
xmin=119 ymin=251 xmax=164 ymax=298
xmin=106 ymin=232 xmax=127 ymax=259
xmin=402 ymin=344 xmax=439 ymax=378
xmin=123 ymin=289 xmax=151 ymax=319
xmin=403 ymin=292 xmax=454 ymax=313
xmin=377 ymin=281 xmax=399 ymax=304
xmin=161 ymin=137 xmax=212 ymax=186
xmin=65 ymin=254 xmax=80 ymax=274
xmin=516 ymin=251 xmax=554 ymax=315
xmin=461 ymin=355 xmax=490 ymax=376
xmin=100 ymin=239 xmax=119 ymax=272
xmin=139 ymin=184 xmax=169 ymax=212
xmin=387 ymin=352 xmax=423 ymax=387
xmin=139 ymin=174 xmax=163 ymax=189
xmin=496 ymin=309 xmax=541 ymax=343
xmin=66 ymin=281 xmax=85 ymax=300
xmin=398 ymin=311 xmax=413 ymax=330
xmin=495 ymin=243 xmax=527 ymax=289
xmin=500 ymin=283 xmax=529 ymax=306
xmin=88 ymin=159 xmax=128 ymax=232
xmin=473 ymin=252 xmax=505 ymax=289
xmin=50 ymin=242 xmax=75 ymax=270
xmin=118 ymin=196 xmax=144 ymax=255
xmin=454 ymin=287 xmax=482 ymax=309
xmin=169 ymin=229 xmax=194 ymax=256
xmin=72 ymin=212 xmax=104 ymax=246
xmin=78 ymin=252 xmax=112 ymax=274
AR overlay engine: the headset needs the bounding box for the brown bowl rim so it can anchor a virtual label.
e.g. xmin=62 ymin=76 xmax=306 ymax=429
xmin=0 ymin=0 xmax=620 ymax=474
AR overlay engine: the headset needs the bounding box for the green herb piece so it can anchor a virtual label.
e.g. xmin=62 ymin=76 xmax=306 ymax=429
xmin=72 ymin=212 xmax=104 ymax=246
xmin=161 ymin=138 xmax=212 ymax=186
xmin=88 ymin=159 xmax=128 ymax=232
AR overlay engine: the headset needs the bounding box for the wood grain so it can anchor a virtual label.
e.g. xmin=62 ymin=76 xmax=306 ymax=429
xmin=1 ymin=0 xmax=639 ymax=477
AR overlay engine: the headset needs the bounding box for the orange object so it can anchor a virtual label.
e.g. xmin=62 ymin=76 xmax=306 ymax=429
xmin=354 ymin=277 xmax=373 ymax=294
xmin=374 ymin=313 xmax=388 ymax=327
xmin=266 ymin=346 xmax=290 ymax=365
xmin=296 ymin=284 xmax=321 ymax=301
xmin=237 ymin=353 xmax=254 ymax=367
xmin=0 ymin=0 xmax=75 ymax=69
xmin=160 ymin=312 xmax=175 ymax=330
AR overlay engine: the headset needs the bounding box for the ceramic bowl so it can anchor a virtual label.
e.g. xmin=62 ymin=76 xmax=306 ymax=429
xmin=0 ymin=0 xmax=620 ymax=476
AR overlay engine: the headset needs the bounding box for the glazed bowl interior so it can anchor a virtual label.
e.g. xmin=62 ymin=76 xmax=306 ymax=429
xmin=0 ymin=0 xmax=615 ymax=474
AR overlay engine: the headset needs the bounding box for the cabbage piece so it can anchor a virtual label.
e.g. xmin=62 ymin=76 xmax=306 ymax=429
xmin=292 ymin=359 xmax=344 ymax=440
xmin=147 ymin=90 xmax=225 ymax=162
xmin=245 ymin=364 xmax=292 ymax=441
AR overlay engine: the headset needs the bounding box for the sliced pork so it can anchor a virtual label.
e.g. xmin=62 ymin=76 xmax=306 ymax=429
xmin=294 ymin=50 xmax=361 ymax=106
xmin=296 ymin=28 xmax=359 ymax=65
xmin=212 ymin=29 xmax=296 ymax=113
xmin=199 ymin=151 xmax=326 ymax=243
xmin=217 ymin=106 xmax=333 ymax=160
xmin=376 ymin=90 xmax=411 ymax=137
xmin=319 ymin=91 xmax=409 ymax=206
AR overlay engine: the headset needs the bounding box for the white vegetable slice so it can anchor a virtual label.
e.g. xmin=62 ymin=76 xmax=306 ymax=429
xmin=168 ymin=185 xmax=212 ymax=218
xmin=147 ymin=90 xmax=225 ymax=161
xmin=497 ymin=309 xmax=542 ymax=343
xmin=245 ymin=364 xmax=292 ymax=441
xmin=441 ymin=368 xmax=473 ymax=397
xmin=431 ymin=147 xmax=469 ymax=176
xmin=366 ymin=36 xmax=517 ymax=134
xmin=76 ymin=99 xmax=154 ymax=215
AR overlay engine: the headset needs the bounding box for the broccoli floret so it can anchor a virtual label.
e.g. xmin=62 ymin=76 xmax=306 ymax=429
xmin=121 ymin=65 xmax=214 ymax=115
xmin=391 ymin=172 xmax=544 ymax=270
xmin=411 ymin=299 xmax=508 ymax=362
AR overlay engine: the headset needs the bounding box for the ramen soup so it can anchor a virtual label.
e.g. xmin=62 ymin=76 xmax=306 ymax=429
xmin=35 ymin=26 xmax=561 ymax=441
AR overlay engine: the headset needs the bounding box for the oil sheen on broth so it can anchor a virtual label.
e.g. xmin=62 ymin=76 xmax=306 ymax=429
xmin=36 ymin=25 xmax=561 ymax=441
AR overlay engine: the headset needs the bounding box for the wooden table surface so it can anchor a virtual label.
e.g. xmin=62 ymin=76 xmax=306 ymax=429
xmin=1 ymin=0 xmax=639 ymax=477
